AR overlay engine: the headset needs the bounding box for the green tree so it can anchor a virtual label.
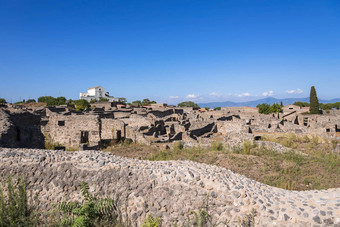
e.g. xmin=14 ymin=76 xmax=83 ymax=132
xmin=142 ymin=99 xmax=151 ymax=106
xmin=118 ymin=98 xmax=127 ymax=103
xmin=131 ymin=100 xmax=142 ymax=107
xmin=270 ymin=103 xmax=282 ymax=113
xmin=67 ymin=99 xmax=75 ymax=105
xmin=56 ymin=182 xmax=117 ymax=227
xmin=99 ymin=98 xmax=108 ymax=102
xmin=309 ymin=86 xmax=319 ymax=114
xmin=56 ymin=97 xmax=67 ymax=105
xmin=38 ymin=96 xmax=58 ymax=106
xmin=0 ymin=98 xmax=7 ymax=104
xmin=333 ymin=102 xmax=340 ymax=110
xmin=75 ymin=99 xmax=90 ymax=111
xmin=257 ymin=103 xmax=271 ymax=114
xmin=293 ymin=101 xmax=310 ymax=107
xmin=214 ymin=107 xmax=221 ymax=110
xmin=25 ymin=99 xmax=36 ymax=104
xmin=320 ymin=103 xmax=333 ymax=110
xmin=177 ymin=101 xmax=200 ymax=108
xmin=280 ymin=101 xmax=283 ymax=107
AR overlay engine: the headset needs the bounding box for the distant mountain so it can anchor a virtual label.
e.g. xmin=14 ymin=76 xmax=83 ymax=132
xmin=198 ymin=97 xmax=340 ymax=108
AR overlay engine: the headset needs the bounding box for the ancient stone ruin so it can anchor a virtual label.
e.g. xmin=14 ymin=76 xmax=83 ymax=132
xmin=1 ymin=103 xmax=339 ymax=150
xmin=0 ymin=103 xmax=340 ymax=226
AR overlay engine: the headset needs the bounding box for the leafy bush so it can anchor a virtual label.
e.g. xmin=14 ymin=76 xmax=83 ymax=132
xmin=142 ymin=99 xmax=156 ymax=106
xmin=177 ymin=101 xmax=200 ymax=108
xmin=38 ymin=96 xmax=66 ymax=106
xmin=25 ymin=99 xmax=36 ymax=104
xmin=257 ymin=103 xmax=281 ymax=114
xmin=131 ymin=100 xmax=142 ymax=107
xmin=0 ymin=98 xmax=6 ymax=104
xmin=142 ymin=215 xmax=162 ymax=227
xmin=56 ymin=182 xmax=117 ymax=227
xmin=75 ymin=99 xmax=90 ymax=111
xmin=257 ymin=103 xmax=271 ymax=114
xmin=0 ymin=177 xmax=38 ymax=226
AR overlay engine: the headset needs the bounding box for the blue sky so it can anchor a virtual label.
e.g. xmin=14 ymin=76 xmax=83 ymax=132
xmin=0 ymin=0 xmax=339 ymax=104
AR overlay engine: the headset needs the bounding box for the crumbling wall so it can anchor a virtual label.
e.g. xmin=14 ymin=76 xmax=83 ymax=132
xmin=0 ymin=108 xmax=44 ymax=148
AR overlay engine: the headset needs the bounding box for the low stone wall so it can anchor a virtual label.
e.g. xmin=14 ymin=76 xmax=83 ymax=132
xmin=0 ymin=148 xmax=339 ymax=226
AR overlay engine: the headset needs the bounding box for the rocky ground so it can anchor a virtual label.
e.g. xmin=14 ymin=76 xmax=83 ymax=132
xmin=0 ymin=147 xmax=339 ymax=226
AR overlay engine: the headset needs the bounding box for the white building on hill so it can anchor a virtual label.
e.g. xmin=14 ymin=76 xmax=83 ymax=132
xmin=79 ymin=86 xmax=119 ymax=102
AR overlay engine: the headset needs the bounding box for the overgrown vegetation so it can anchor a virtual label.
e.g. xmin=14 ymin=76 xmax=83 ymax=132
xmin=56 ymin=182 xmax=118 ymax=226
xmin=0 ymin=178 xmax=259 ymax=226
xmin=38 ymin=96 xmax=67 ymax=106
xmin=177 ymin=101 xmax=200 ymax=108
xmin=256 ymin=103 xmax=282 ymax=114
xmin=0 ymin=177 xmax=38 ymax=226
xmin=105 ymin=135 xmax=340 ymax=191
xmin=0 ymin=98 xmax=7 ymax=104
xmin=75 ymin=99 xmax=90 ymax=112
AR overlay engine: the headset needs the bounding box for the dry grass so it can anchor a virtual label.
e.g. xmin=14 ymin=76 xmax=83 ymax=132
xmin=104 ymin=135 xmax=340 ymax=191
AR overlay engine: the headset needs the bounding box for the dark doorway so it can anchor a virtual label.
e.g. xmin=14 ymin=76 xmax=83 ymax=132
xmin=336 ymin=125 xmax=340 ymax=132
xmin=116 ymin=130 xmax=122 ymax=141
xmin=16 ymin=128 xmax=21 ymax=141
xmin=81 ymin=131 xmax=89 ymax=143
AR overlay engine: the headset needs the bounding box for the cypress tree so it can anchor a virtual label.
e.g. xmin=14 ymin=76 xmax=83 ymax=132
xmin=309 ymin=86 xmax=319 ymax=114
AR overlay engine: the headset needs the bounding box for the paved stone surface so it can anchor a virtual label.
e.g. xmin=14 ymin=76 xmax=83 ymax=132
xmin=0 ymin=147 xmax=339 ymax=226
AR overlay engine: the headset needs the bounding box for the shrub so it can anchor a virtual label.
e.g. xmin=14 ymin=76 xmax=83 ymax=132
xmin=142 ymin=215 xmax=162 ymax=227
xmin=56 ymin=182 xmax=117 ymax=227
xmin=0 ymin=177 xmax=38 ymax=226
xmin=177 ymin=101 xmax=200 ymax=108
xmin=211 ymin=141 xmax=223 ymax=151
xmin=38 ymin=96 xmax=58 ymax=106
xmin=75 ymin=99 xmax=90 ymax=111
xmin=25 ymin=99 xmax=36 ymax=104
xmin=172 ymin=141 xmax=184 ymax=150
xmin=0 ymin=98 xmax=6 ymax=104
xmin=257 ymin=103 xmax=271 ymax=114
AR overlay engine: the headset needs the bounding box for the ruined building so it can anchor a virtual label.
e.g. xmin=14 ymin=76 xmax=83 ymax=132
xmin=1 ymin=102 xmax=339 ymax=150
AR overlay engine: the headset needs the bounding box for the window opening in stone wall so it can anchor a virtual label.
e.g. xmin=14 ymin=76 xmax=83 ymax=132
xmin=58 ymin=121 xmax=65 ymax=126
xmin=81 ymin=131 xmax=89 ymax=143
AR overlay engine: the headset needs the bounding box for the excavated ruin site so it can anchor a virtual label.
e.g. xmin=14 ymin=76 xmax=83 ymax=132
xmin=0 ymin=103 xmax=340 ymax=226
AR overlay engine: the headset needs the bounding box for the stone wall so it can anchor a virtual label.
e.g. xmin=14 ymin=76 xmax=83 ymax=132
xmin=44 ymin=112 xmax=101 ymax=148
xmin=0 ymin=108 xmax=44 ymax=148
xmin=0 ymin=148 xmax=338 ymax=226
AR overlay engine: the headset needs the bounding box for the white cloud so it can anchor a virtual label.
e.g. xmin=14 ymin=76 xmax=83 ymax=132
xmin=236 ymin=92 xmax=251 ymax=97
xmin=209 ymin=92 xmax=221 ymax=97
xmin=169 ymin=96 xmax=179 ymax=99
xmin=262 ymin=91 xmax=274 ymax=97
xmin=286 ymin=88 xmax=303 ymax=94
xmin=186 ymin=94 xmax=197 ymax=99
